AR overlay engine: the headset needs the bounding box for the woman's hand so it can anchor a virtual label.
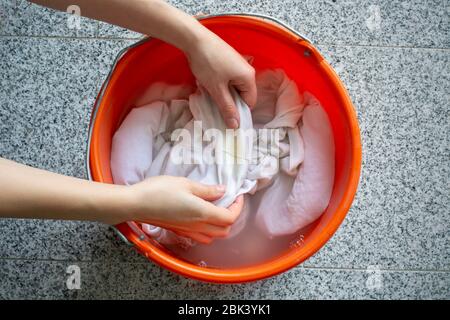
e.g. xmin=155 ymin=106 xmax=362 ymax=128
xmin=124 ymin=176 xmax=244 ymax=244
xmin=18 ymin=1 xmax=250 ymax=243
xmin=185 ymin=30 xmax=257 ymax=129
xmin=31 ymin=0 xmax=257 ymax=129
xmin=0 ymin=159 xmax=243 ymax=244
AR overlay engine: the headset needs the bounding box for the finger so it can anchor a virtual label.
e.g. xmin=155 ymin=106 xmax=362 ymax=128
xmin=147 ymin=199 xmax=232 ymax=230
xmin=170 ymin=220 xmax=229 ymax=238
xmin=174 ymin=230 xmax=213 ymax=244
xmin=189 ymin=180 xmax=226 ymax=201
xmin=243 ymin=55 xmax=254 ymax=65
xmin=231 ymin=71 xmax=257 ymax=109
xmin=197 ymin=223 xmax=231 ymax=238
xmin=144 ymin=217 xmax=216 ymax=234
xmin=235 ymin=81 xmax=257 ymax=109
xmin=226 ymin=195 xmax=244 ymax=222
xmin=202 ymin=195 xmax=244 ymax=226
xmin=194 ymin=11 xmax=206 ymax=18
xmin=210 ymin=85 xmax=240 ymax=129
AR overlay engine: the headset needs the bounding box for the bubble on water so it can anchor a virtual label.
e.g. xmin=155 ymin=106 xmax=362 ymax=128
xmin=289 ymin=234 xmax=305 ymax=249
xmin=197 ymin=260 xmax=208 ymax=268
xmin=289 ymin=240 xmax=301 ymax=249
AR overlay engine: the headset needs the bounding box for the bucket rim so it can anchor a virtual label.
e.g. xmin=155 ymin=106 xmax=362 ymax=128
xmin=85 ymin=13 xmax=362 ymax=283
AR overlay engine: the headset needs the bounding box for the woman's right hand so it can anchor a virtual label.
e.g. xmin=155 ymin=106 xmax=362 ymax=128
xmin=184 ymin=28 xmax=257 ymax=129
xmin=122 ymin=176 xmax=244 ymax=244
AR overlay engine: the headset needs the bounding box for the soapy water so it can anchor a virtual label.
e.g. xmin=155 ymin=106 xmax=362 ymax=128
xmin=167 ymin=218 xmax=310 ymax=269
xmin=164 ymin=190 xmax=314 ymax=269
xmin=197 ymin=260 xmax=207 ymax=268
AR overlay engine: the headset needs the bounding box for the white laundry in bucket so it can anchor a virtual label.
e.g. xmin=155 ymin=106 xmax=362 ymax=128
xmin=110 ymin=69 xmax=335 ymax=251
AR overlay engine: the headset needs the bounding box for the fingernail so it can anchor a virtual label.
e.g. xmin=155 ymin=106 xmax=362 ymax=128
xmin=227 ymin=118 xmax=239 ymax=129
xmin=216 ymin=185 xmax=226 ymax=193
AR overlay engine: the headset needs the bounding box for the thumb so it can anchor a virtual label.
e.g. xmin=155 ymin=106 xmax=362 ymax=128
xmin=210 ymin=84 xmax=240 ymax=129
xmin=189 ymin=181 xmax=226 ymax=201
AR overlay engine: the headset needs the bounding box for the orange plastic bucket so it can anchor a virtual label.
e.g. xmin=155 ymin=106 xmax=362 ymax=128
xmin=86 ymin=14 xmax=361 ymax=283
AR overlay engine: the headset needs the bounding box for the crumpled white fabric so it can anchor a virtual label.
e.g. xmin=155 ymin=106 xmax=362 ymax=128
xmin=110 ymin=69 xmax=335 ymax=247
xmin=254 ymin=94 xmax=335 ymax=236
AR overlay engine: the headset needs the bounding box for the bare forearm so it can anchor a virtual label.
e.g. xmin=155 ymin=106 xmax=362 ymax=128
xmin=0 ymin=158 xmax=130 ymax=224
xmin=29 ymin=0 xmax=256 ymax=129
xmin=29 ymin=0 xmax=210 ymax=53
xmin=0 ymin=158 xmax=241 ymax=242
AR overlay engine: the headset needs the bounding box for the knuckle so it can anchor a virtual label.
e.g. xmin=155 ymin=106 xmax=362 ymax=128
xmin=221 ymin=104 xmax=236 ymax=114
xmin=206 ymin=185 xmax=217 ymax=195
xmin=246 ymin=65 xmax=256 ymax=76
xmin=223 ymin=214 xmax=236 ymax=225
xmin=201 ymin=237 xmax=213 ymax=244
xmin=217 ymin=227 xmax=231 ymax=238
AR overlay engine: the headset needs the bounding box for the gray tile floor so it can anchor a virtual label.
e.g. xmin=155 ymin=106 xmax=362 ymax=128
xmin=0 ymin=0 xmax=449 ymax=299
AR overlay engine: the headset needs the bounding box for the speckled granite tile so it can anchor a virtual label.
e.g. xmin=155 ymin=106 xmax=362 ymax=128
xmin=166 ymin=0 xmax=214 ymax=15
xmin=96 ymin=21 xmax=142 ymax=39
xmin=0 ymin=37 xmax=97 ymax=176
xmin=0 ymin=259 xmax=124 ymax=299
xmin=91 ymin=39 xmax=137 ymax=82
xmin=0 ymin=38 xmax=146 ymax=263
xmin=0 ymin=218 xmax=146 ymax=262
xmin=2 ymin=1 xmax=449 ymax=48
xmin=86 ymin=0 xmax=450 ymax=48
xmin=7 ymin=0 xmax=97 ymax=37
xmin=301 ymin=45 xmax=450 ymax=270
xmin=201 ymin=0 xmax=450 ymax=48
xmin=1 ymin=260 xmax=449 ymax=299
xmin=119 ymin=265 xmax=450 ymax=300
xmin=0 ymin=0 xmax=17 ymax=36
xmin=95 ymin=0 xmax=211 ymax=39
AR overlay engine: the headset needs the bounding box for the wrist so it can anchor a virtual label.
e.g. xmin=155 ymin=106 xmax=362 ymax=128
xmin=148 ymin=0 xmax=212 ymax=57
xmin=180 ymin=22 xmax=216 ymax=60
xmin=119 ymin=182 xmax=158 ymax=224
xmin=92 ymin=184 xmax=134 ymax=225
xmin=119 ymin=178 xmax=169 ymax=225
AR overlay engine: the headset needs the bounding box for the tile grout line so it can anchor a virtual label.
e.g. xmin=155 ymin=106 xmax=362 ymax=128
xmin=298 ymin=265 xmax=450 ymax=274
xmin=0 ymin=34 xmax=450 ymax=52
xmin=0 ymin=34 xmax=143 ymax=41
xmin=316 ymin=42 xmax=450 ymax=51
xmin=0 ymin=256 xmax=449 ymax=274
